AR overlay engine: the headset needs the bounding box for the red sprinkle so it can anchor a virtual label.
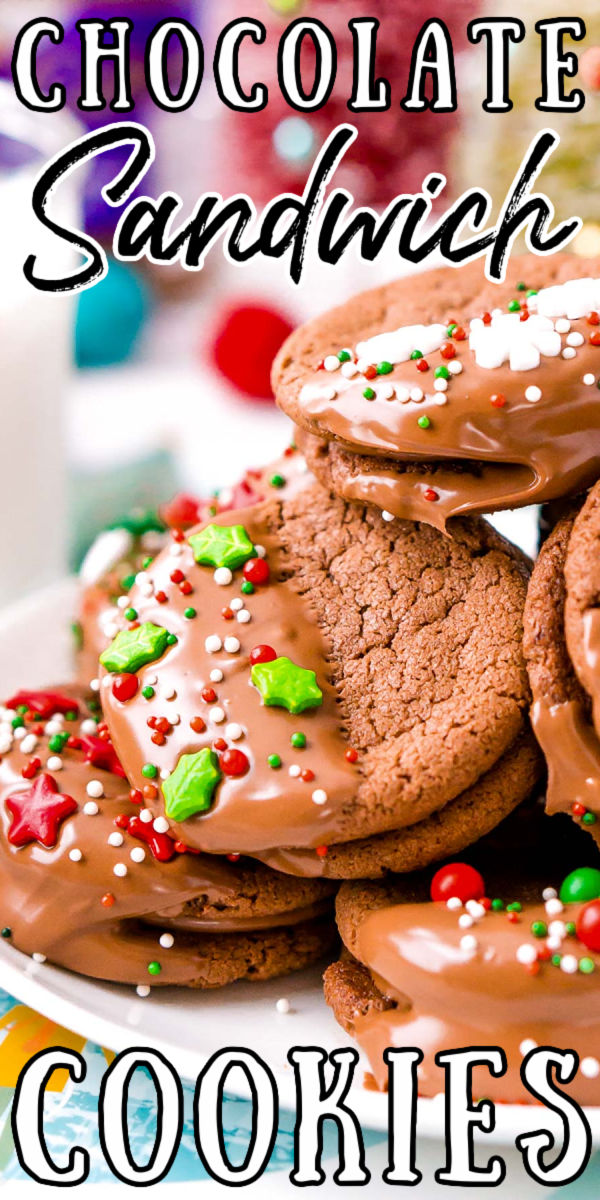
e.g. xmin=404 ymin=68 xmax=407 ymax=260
xmin=364 ymin=365 xmax=377 ymax=380
xmin=315 ymin=845 xmax=328 ymax=858
xmin=179 ymin=581 xmax=193 ymax=596
xmin=526 ymin=961 xmax=540 ymax=976
xmin=21 ymin=757 xmax=41 ymax=780
xmin=151 ymin=732 xmax=165 ymax=746
xmin=221 ymin=748 xmax=250 ymax=777
xmin=508 ymin=911 xmax=520 ymax=923
xmin=416 ymin=359 xmax=429 ymax=373
xmin=101 ymin=893 xmax=115 ymax=907
xmin=440 ymin=342 xmax=456 ymax=360
xmin=129 ymin=788 xmax=143 ymax=805
xmin=490 ymin=393 xmax=506 ymax=408
xmin=452 ymin=326 xmax=466 ymax=340
xmin=590 ymin=332 xmax=600 ymax=346
xmin=243 ymin=558 xmax=270 ymax=586
xmin=519 ymin=310 xmax=529 ymax=322
xmin=190 ymin=716 xmax=206 ymax=733
xmin=170 ymin=569 xmax=185 ymax=584
xmin=423 ymin=488 xmax=439 ymax=503
xmin=155 ymin=591 xmax=168 ymax=604
xmin=115 ymin=814 xmax=129 ymax=829
xmin=213 ymin=738 xmax=227 ymax=752
xmin=155 ymin=718 xmax=171 ymax=735
xmin=482 ymin=311 xmax=492 ymax=325
xmin=572 ymin=802 xmax=586 ymax=817
xmin=481 ymin=897 xmax=492 ymax=911
xmin=221 ymin=607 xmax=234 ymax=620
xmin=171 ymin=529 xmax=185 ymax=543
xmin=345 ymin=748 xmax=358 ymax=763
xmin=250 ymin=644 xmax=277 ymax=665
xmin=301 ymin=769 xmax=315 ymax=783
xmin=143 ymin=784 xmax=158 ymax=801
xmin=202 ymin=687 xmax=217 ymax=704
xmin=588 ymin=312 xmax=600 ymax=326
xmin=112 ymin=673 xmax=139 ymax=703
xmin=227 ymin=853 xmax=241 ymax=863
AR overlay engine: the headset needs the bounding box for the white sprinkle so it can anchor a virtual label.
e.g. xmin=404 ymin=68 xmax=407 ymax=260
xmin=226 ymin=723 xmax=243 ymax=741
xmin=341 ymin=361 xmax=358 ymax=379
xmin=140 ymin=808 xmax=153 ymax=824
xmin=103 ymin=621 xmax=120 ymax=640
xmin=224 ymin=636 xmax=240 ymax=654
xmin=153 ymin=816 xmax=169 ymax=834
xmin=113 ymin=863 xmax=128 ymax=877
xmin=205 ymin=635 xmax=222 ymax=654
xmin=130 ymin=847 xmax=146 ymax=863
xmin=448 ymin=359 xmax=463 ymax=375
xmin=546 ymin=935 xmax=562 ymax=951
xmin=542 ymin=887 xmax=557 ymax=902
xmin=32 ymin=952 xmax=46 ymax=964
xmin=324 ymin=354 xmax=340 ymax=372
xmin=209 ymin=669 xmax=223 ymax=683
xmin=276 ymin=997 xmax=291 ymax=1014
xmin=583 ymin=373 xmax=595 ymax=385
xmin=83 ymin=801 xmax=98 ymax=816
xmin=560 ymin=954 xmax=578 ymax=974
xmin=230 ymin=598 xmax=244 ymax=611
xmin=159 ymin=933 xmax=175 ymax=949
xmin=254 ymin=545 xmax=267 ymax=559
xmin=525 ymin=385 xmax=542 ymax=403
xmin=79 ymin=718 xmax=98 ymax=735
xmin=44 ymin=720 xmax=62 ymax=737
xmin=69 ymin=848 xmax=83 ymax=862
xmin=135 ymin=571 xmax=149 ymax=587
xmin=170 ymin=543 xmax=183 ymax=557
xmin=460 ymin=934 xmax=478 ymax=952
xmin=545 ymin=898 xmax=563 ymax=916
xmin=47 ymin=756 xmax=63 ymax=771
xmin=562 ymin=346 xmax=576 ymax=359
xmin=139 ymin=582 xmax=154 ymax=598
xmin=516 ymin=943 xmax=537 ymax=965
xmin=210 ymin=706 xmax=225 ymax=724
xmin=395 ymin=385 xmax=410 ymax=403
xmin=90 ymin=678 xmax=100 ymax=692
xmin=581 ymin=1057 xmax=600 ymax=1079
xmin=214 ymin=567 xmax=233 ymax=586
xmin=548 ymin=920 xmax=566 ymax=939
xmin=466 ymin=900 xmax=485 ymax=919
xmin=13 ymin=727 xmax=26 ymax=741
xmin=86 ymin=780 xmax=104 ymax=799
xmin=20 ymin=734 xmax=37 ymax=755
xmin=410 ymin=387 xmax=424 ymax=402
xmin=378 ymin=383 xmax=395 ymax=400
xmin=160 ymin=768 xmax=171 ymax=780
xmin=520 ymin=1038 xmax=537 ymax=1056
xmin=446 ymin=897 xmax=462 ymax=911
xmin=567 ymin=331 xmax=585 ymax=347
xmin=381 ymin=511 xmax=394 ymax=522
xmin=165 ymin=688 xmax=177 ymax=701
xmin=237 ymin=609 xmax=251 ymax=624
xmin=145 ymin=675 xmax=158 ymax=686
xmin=289 ymin=764 xmax=301 ymax=778
xmin=555 ymin=318 xmax=570 ymax=333
xmin=433 ymin=377 xmax=448 ymax=392
xmin=218 ymin=487 xmax=233 ymax=506
xmin=136 ymin=984 xmax=151 ymax=997
xmin=117 ymin=595 xmax=130 ymax=610
xmin=108 ymin=832 xmax=124 ymax=847
xmin=312 ymin=789 xmax=328 ymax=805
xmin=458 ymin=914 xmax=474 ymax=929
xmin=433 ymin=393 xmax=448 ymax=406
xmin=170 ymin=715 xmax=180 ymax=727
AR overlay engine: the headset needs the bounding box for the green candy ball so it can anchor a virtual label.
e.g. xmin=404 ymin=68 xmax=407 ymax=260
xmin=559 ymin=867 xmax=600 ymax=905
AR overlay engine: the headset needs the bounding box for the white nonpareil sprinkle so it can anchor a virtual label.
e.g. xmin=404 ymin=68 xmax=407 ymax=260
xmin=136 ymin=984 xmax=151 ymax=997
xmin=159 ymin=933 xmax=175 ymax=949
xmin=583 ymin=373 xmax=595 ymax=385
xmin=312 ymin=789 xmax=327 ymax=805
xmin=44 ymin=720 xmax=62 ymax=737
xmin=378 ymin=383 xmax=395 ymax=400
xmin=324 ymin=354 xmax=341 ymax=372
xmin=32 ymin=952 xmax=46 ymax=964
xmin=545 ymin=898 xmax=563 ymax=916
xmin=113 ymin=863 xmax=128 ymax=877
xmin=562 ymin=346 xmax=576 ymax=359
xmin=581 ymin=1057 xmax=600 ymax=1079
xmin=230 ymin=598 xmax=244 ymax=611
xmin=145 ymin=675 xmax=158 ymax=686
xmin=465 ymin=900 xmax=485 ymax=919
xmin=153 ymin=817 xmax=169 ymax=834
xmin=210 ymin=669 xmax=224 ymax=683
xmin=276 ymin=997 xmax=291 ymax=1014
xmin=160 ymin=768 xmax=171 ymax=780
xmin=542 ymin=887 xmax=557 ymax=901
xmin=83 ymin=800 xmax=99 ymax=816
xmin=341 ymin=360 xmax=358 ymax=379
xmin=289 ymin=765 xmax=301 ymax=778
xmin=254 ymin=545 xmax=267 ymax=558
xmin=433 ymin=393 xmax=448 ymax=406
xmin=13 ymin=727 xmax=26 ymax=741
xmin=20 ymin=734 xmax=37 ymax=755
xmin=210 ymin=706 xmax=225 ymax=724
xmin=381 ymin=511 xmax=394 ymax=522
xmin=546 ymin=935 xmax=562 ymax=952
xmin=448 ymin=359 xmax=463 ymax=375
xmin=90 ymin=679 xmax=100 ymax=692
xmin=410 ymin=387 xmax=424 ymax=402
xmin=86 ymin=780 xmax=104 ymax=799
xmin=458 ymin=914 xmax=474 ymax=929
xmin=224 ymin=636 xmax=240 ymax=654
xmin=548 ymin=920 xmax=566 ymax=939
xmin=525 ymin=385 xmax=542 ymax=403
xmin=560 ymin=954 xmax=578 ymax=974
xmin=226 ymin=723 xmax=243 ymax=741
xmin=555 ymin=317 xmax=570 ymax=333
xmin=214 ymin=567 xmax=233 ymax=586
xmin=80 ymin=718 xmax=98 ymax=736
xmin=69 ymin=848 xmax=83 ymax=863
xmin=47 ymin=756 xmax=63 ymax=771
xmin=395 ymin=385 xmax=410 ymax=403
xmin=108 ymin=832 xmax=124 ymax=847
xmin=433 ymin=377 xmax=448 ymax=392
xmin=460 ymin=934 xmax=478 ymax=953
xmin=140 ymin=809 xmax=153 ymax=824
xmin=117 ymin=595 xmax=130 ymax=610
xmin=205 ymin=635 xmax=222 ymax=654
xmin=516 ymin=943 xmax=537 ymax=965
xmin=520 ymin=1039 xmax=537 ymax=1056
xmin=237 ymin=610 xmax=251 ymax=624
xmin=139 ymin=582 xmax=154 ymax=598
xmin=130 ymin=847 xmax=146 ymax=863
xmin=567 ymin=331 xmax=585 ymax=347
xmin=165 ymin=688 xmax=177 ymax=701
xmin=170 ymin=543 xmax=183 ymax=557
xmin=446 ymin=897 xmax=462 ymax=911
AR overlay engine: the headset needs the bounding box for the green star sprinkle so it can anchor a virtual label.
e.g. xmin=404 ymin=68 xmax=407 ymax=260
xmin=162 ymin=749 xmax=222 ymax=822
xmin=188 ymin=524 xmax=254 ymax=570
xmin=100 ymin=623 xmax=170 ymax=674
xmin=251 ymin=656 xmax=323 ymax=715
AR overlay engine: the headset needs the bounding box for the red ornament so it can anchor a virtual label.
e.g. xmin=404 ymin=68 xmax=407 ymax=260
xmin=160 ymin=492 xmax=201 ymax=529
xmin=243 ymin=558 xmax=270 ymax=586
xmin=112 ymin=673 xmax=139 ymax=703
xmin=6 ymin=773 xmax=77 ymax=848
xmin=129 ymin=788 xmax=143 ymax=805
xmin=6 ymin=690 xmax=79 ymax=719
xmin=250 ymin=644 xmax=277 ymax=665
xmin=430 ymin=862 xmax=485 ymax=904
xmin=211 ymin=303 xmax=294 ymax=400
xmin=155 ymin=591 xmax=168 ymax=604
xmin=213 ymin=738 xmax=227 ymax=752
xmin=576 ymin=899 xmax=600 ymax=952
xmin=220 ymin=748 xmax=250 ymax=777
xmin=127 ymin=814 xmax=177 ymax=863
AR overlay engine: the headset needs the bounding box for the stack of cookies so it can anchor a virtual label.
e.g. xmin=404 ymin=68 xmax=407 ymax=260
xmin=4 ymin=253 xmax=600 ymax=1103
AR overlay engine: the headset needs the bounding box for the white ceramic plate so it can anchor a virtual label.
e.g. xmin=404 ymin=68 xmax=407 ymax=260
xmin=0 ymin=578 xmax=598 ymax=1145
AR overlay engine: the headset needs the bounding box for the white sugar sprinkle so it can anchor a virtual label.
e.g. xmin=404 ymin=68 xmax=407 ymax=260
xmin=458 ymin=914 xmax=474 ymax=929
xmin=170 ymin=543 xmax=183 ymax=557
xmin=555 ymin=318 xmax=570 ymax=333
xmin=254 ymin=545 xmax=267 ymax=559
xmin=230 ymin=598 xmax=244 ymax=611
xmin=32 ymin=952 xmax=46 ymax=964
xmin=312 ymin=789 xmax=328 ymax=805
xmin=130 ymin=847 xmax=146 ymax=863
xmin=567 ymin=331 xmax=584 ymax=347
xmin=86 ymin=780 xmax=104 ymax=799
xmin=289 ymin=765 xmax=301 ymax=778
xmin=69 ymin=848 xmax=83 ymax=862
xmin=433 ymin=377 xmax=448 ymax=392
xmin=381 ymin=511 xmax=394 ymax=522
xmin=545 ymin=897 xmax=563 ymax=915
xmin=446 ymin=897 xmax=462 ymax=911
xmin=460 ymin=934 xmax=478 ymax=952
xmin=90 ymin=679 xmax=100 ymax=692
xmin=548 ymin=920 xmax=566 ymax=939
xmin=136 ymin=984 xmax=151 ymax=997
xmin=276 ymin=997 xmax=291 ymax=1014
xmin=324 ymin=355 xmax=340 ymax=372
xmin=210 ymin=706 xmax=225 ymax=724
xmin=516 ymin=943 xmax=537 ymax=965
xmin=226 ymin=723 xmax=243 ymax=741
xmin=237 ymin=609 xmax=251 ymax=624
xmin=214 ymin=567 xmax=233 ymax=586
xmin=108 ymin=832 xmax=124 ymax=847
xmin=560 ymin=954 xmax=578 ymax=974
xmin=520 ymin=1038 xmax=537 ymax=1056
xmin=165 ymin=688 xmax=177 ymax=701
xmin=525 ymin=385 xmax=542 ymax=403
xmin=466 ymin=900 xmax=485 ymax=919
xmin=583 ymin=373 xmax=595 ymax=385
xmin=581 ymin=1057 xmax=600 ymax=1079
xmin=542 ymin=887 xmax=557 ymax=901
xmin=205 ymin=635 xmax=222 ymax=653
xmin=395 ymin=385 xmax=410 ymax=403
xmin=448 ymin=360 xmax=463 ymax=374
xmin=159 ymin=933 xmax=175 ymax=949
xmin=44 ymin=720 xmax=62 ymax=736
xmin=80 ymin=718 xmax=98 ymax=735
xmin=83 ymin=801 xmax=98 ymax=816
xmin=47 ymin=756 xmax=63 ymax=771
xmin=224 ymin=636 xmax=240 ymax=654
xmin=153 ymin=817 xmax=169 ymax=834
xmin=433 ymin=393 xmax=448 ymax=406
xmin=210 ymin=669 xmax=223 ymax=683
xmin=410 ymin=387 xmax=424 ymax=402
xmin=562 ymin=346 xmax=576 ymax=359
xmin=20 ymin=734 xmax=37 ymax=755
xmin=113 ymin=863 xmax=128 ymax=877
xmin=140 ymin=809 xmax=153 ymax=824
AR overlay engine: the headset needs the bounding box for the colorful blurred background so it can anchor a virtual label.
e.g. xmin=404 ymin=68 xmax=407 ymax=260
xmin=2 ymin=0 xmax=600 ymax=606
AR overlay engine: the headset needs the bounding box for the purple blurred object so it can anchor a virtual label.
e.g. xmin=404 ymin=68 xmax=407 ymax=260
xmin=0 ymin=132 xmax=42 ymax=170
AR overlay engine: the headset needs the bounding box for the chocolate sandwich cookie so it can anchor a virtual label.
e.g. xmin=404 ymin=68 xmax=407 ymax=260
xmin=76 ymin=447 xmax=309 ymax=686
xmin=0 ymin=686 xmax=335 ymax=988
xmin=325 ymin=824 xmax=600 ymax=1103
xmin=524 ymin=495 xmax=600 ymax=843
xmin=99 ymin=483 xmax=534 ymax=868
xmin=274 ymin=255 xmax=600 ymax=530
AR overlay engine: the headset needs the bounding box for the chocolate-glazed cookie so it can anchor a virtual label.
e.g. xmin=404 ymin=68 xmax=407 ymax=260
xmin=0 ymin=686 xmax=335 ymax=988
xmin=565 ymin=480 xmax=600 ymax=739
xmin=325 ymin=817 xmax=600 ymax=1103
xmin=274 ymin=255 xmax=600 ymax=529
xmin=99 ymin=482 xmax=532 ymax=864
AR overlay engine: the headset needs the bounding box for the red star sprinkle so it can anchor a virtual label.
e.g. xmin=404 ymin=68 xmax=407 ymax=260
xmin=6 ymin=690 xmax=79 ymax=719
xmin=6 ymin=773 xmax=77 ymax=848
xmin=78 ymin=734 xmax=126 ymax=778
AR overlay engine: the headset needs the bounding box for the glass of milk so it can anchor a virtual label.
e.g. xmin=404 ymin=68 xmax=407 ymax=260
xmin=0 ymin=81 xmax=80 ymax=605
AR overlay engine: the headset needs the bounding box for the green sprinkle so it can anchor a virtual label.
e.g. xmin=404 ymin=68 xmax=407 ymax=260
xmin=491 ymin=899 xmax=504 ymax=912
xmin=446 ymin=324 xmax=457 ymax=336
xmin=48 ymin=733 xmax=69 ymax=753
xmin=338 ymin=350 xmax=351 ymax=363
xmin=507 ymin=299 xmax=520 ymax=312
xmin=417 ymin=415 xmax=431 ymax=430
xmin=208 ymin=506 xmax=217 ymax=517
xmin=166 ymin=634 xmax=178 ymax=646
xmin=142 ymin=686 xmax=155 ymax=700
xmin=124 ymin=607 xmax=138 ymax=622
xmin=241 ymin=580 xmax=254 ymax=595
xmin=551 ymin=954 xmax=562 ymax=967
xmin=291 ymin=732 xmax=307 ymax=749
xmin=147 ymin=961 xmax=162 ymax=976
xmin=142 ymin=556 xmax=154 ymax=570
xmin=363 ymin=387 xmax=376 ymax=400
xmin=526 ymin=289 xmax=538 ymax=298
xmin=579 ymin=957 xmax=595 ymax=975
xmin=583 ymin=812 xmax=598 ymax=826
xmin=377 ymin=361 xmax=393 ymax=375
xmin=16 ymin=705 xmax=28 ymax=715
xmin=184 ymin=607 xmax=197 ymax=620
xmin=566 ymin=921 xmax=576 ymax=936
xmin=270 ymin=474 xmax=286 ymax=489
xmin=1 ymin=928 xmax=12 ymax=939
xmin=268 ymin=754 xmax=282 ymax=769
xmin=65 ymin=711 xmax=77 ymax=722
xmin=434 ymin=365 xmax=450 ymax=380
xmin=142 ymin=763 xmax=158 ymax=779
xmin=71 ymin=621 xmax=83 ymax=651
xmin=507 ymin=901 xmax=522 ymax=913
xmin=11 ymin=716 xmax=24 ymax=730
xmin=410 ymin=349 xmax=422 ymax=360
xmin=531 ymin=920 xmax=547 ymax=938
xmin=120 ymin=575 xmax=136 ymax=593
xmin=516 ymin=281 xmax=527 ymax=291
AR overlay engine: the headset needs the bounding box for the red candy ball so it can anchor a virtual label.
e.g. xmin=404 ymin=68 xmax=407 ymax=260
xmin=250 ymin=644 xmax=277 ymax=665
xmin=112 ymin=673 xmax=139 ymax=703
xmin=220 ymin=749 xmax=250 ymax=777
xmin=576 ymin=899 xmax=600 ymax=952
xmin=243 ymin=558 xmax=270 ymax=586
xmin=211 ymin=303 xmax=294 ymax=400
xmin=430 ymin=862 xmax=485 ymax=904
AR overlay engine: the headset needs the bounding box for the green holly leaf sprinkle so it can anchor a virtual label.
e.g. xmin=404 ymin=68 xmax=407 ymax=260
xmin=100 ymin=622 xmax=170 ymax=674
xmin=188 ymin=524 xmax=254 ymax=570
xmin=251 ymin=656 xmax=323 ymax=714
xmin=162 ymin=749 xmax=222 ymax=822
